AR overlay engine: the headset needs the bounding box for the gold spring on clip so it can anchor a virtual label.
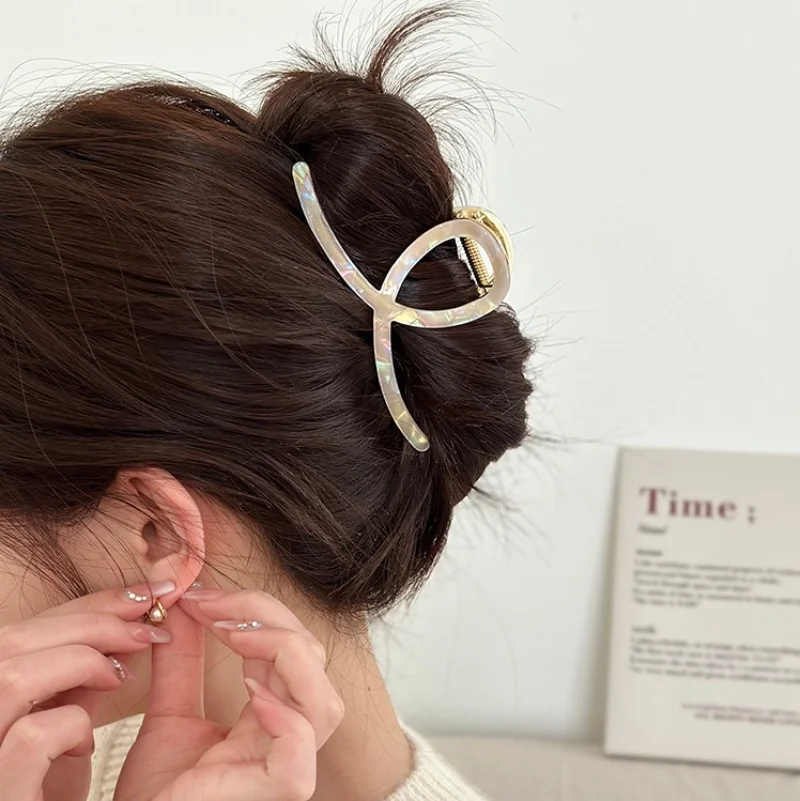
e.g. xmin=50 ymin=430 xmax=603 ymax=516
xmin=454 ymin=207 xmax=514 ymax=296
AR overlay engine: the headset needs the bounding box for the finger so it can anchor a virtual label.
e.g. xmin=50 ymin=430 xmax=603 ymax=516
xmin=251 ymin=689 xmax=317 ymax=801
xmin=180 ymin=590 xmax=324 ymax=686
xmin=0 ymin=645 xmax=128 ymax=740
xmin=41 ymin=684 xmax=105 ymax=730
xmin=213 ymin=625 xmax=341 ymax=748
xmin=180 ymin=591 xmax=340 ymax=747
xmin=40 ymin=579 xmax=179 ymax=624
xmin=188 ymin=686 xmax=317 ymax=801
xmin=0 ymin=613 xmax=171 ymax=662
xmin=147 ymin=601 xmax=205 ymax=720
xmin=180 ymin=589 xmax=305 ymax=635
xmin=0 ymin=705 xmax=93 ymax=801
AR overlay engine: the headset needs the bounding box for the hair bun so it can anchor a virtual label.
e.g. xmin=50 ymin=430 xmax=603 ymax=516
xmin=254 ymin=62 xmax=454 ymax=262
xmin=255 ymin=5 xmax=532 ymax=499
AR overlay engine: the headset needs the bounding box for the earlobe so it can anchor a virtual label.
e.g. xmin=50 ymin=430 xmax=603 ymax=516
xmin=120 ymin=468 xmax=206 ymax=608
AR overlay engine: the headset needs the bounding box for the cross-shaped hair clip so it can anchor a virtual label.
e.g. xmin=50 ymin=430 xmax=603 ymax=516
xmin=293 ymin=162 xmax=514 ymax=452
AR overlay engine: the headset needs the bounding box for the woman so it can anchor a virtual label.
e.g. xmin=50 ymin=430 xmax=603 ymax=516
xmin=0 ymin=5 xmax=531 ymax=800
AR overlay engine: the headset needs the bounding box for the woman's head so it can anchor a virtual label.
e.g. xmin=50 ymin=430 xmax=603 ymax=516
xmin=0 ymin=6 xmax=532 ymax=618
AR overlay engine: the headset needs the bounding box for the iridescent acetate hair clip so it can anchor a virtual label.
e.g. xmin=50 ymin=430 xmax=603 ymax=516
xmin=293 ymin=161 xmax=514 ymax=452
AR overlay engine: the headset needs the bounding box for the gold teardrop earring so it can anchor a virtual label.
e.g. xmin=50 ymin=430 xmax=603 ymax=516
xmin=146 ymin=597 xmax=167 ymax=625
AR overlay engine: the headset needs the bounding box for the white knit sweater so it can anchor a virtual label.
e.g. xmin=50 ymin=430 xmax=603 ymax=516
xmin=89 ymin=715 xmax=487 ymax=801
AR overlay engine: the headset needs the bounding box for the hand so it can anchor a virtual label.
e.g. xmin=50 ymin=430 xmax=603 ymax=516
xmin=114 ymin=589 xmax=344 ymax=801
xmin=0 ymin=582 xmax=174 ymax=801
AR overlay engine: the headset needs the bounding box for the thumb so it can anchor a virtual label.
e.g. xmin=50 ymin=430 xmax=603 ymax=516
xmin=114 ymin=605 xmax=212 ymax=801
xmin=147 ymin=602 xmax=205 ymax=721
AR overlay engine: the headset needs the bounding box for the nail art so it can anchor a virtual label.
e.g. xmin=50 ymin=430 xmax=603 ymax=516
xmin=122 ymin=580 xmax=176 ymax=603
xmin=148 ymin=580 xmax=177 ymax=596
xmin=108 ymin=656 xmax=134 ymax=682
xmin=214 ymin=619 xmax=264 ymax=632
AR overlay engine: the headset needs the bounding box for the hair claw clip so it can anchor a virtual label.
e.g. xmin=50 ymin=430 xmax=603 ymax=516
xmin=293 ymin=161 xmax=513 ymax=452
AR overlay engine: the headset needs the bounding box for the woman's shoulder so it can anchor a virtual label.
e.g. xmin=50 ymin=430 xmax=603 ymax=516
xmin=91 ymin=717 xmax=488 ymax=801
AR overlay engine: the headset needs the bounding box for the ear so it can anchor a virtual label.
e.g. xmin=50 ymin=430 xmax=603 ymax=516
xmin=115 ymin=467 xmax=205 ymax=607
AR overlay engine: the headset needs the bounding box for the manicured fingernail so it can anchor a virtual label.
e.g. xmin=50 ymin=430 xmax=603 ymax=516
xmin=182 ymin=588 xmax=225 ymax=601
xmin=149 ymin=580 xmax=177 ymax=596
xmin=108 ymin=656 xmax=135 ymax=682
xmin=244 ymin=677 xmax=277 ymax=702
xmin=125 ymin=623 xmax=172 ymax=644
xmin=214 ymin=619 xmax=263 ymax=632
xmin=187 ymin=581 xmax=203 ymax=591
xmin=122 ymin=580 xmax=176 ymax=603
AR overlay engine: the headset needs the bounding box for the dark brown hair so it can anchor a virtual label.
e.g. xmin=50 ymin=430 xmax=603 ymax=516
xmin=0 ymin=5 xmax=532 ymax=615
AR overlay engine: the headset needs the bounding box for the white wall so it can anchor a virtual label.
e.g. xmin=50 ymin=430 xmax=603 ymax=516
xmin=4 ymin=0 xmax=800 ymax=741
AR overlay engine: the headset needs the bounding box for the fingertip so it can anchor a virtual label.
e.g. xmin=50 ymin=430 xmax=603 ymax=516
xmin=247 ymin=682 xmax=315 ymax=748
xmin=176 ymin=597 xmax=216 ymax=627
xmin=246 ymin=678 xmax=290 ymax=734
xmin=249 ymin=694 xmax=288 ymax=740
xmin=244 ymin=676 xmax=281 ymax=705
xmin=65 ymin=735 xmax=96 ymax=758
